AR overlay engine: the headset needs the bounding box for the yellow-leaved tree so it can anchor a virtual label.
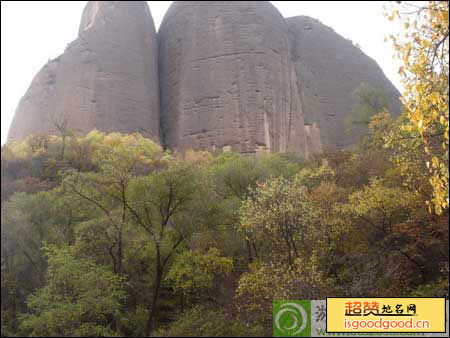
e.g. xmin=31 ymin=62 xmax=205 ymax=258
xmin=386 ymin=1 xmax=449 ymax=214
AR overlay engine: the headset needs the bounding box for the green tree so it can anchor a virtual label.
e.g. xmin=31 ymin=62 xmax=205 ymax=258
xmin=125 ymin=160 xmax=201 ymax=335
xmin=167 ymin=248 xmax=233 ymax=306
xmin=62 ymin=132 xmax=163 ymax=274
xmin=240 ymin=161 xmax=336 ymax=267
xmin=210 ymin=152 xmax=304 ymax=264
xmin=20 ymin=245 xmax=126 ymax=337
xmin=339 ymin=178 xmax=418 ymax=242
xmin=155 ymin=305 xmax=263 ymax=337
xmin=236 ymin=162 xmax=340 ymax=327
xmin=1 ymin=191 xmax=60 ymax=318
xmin=344 ymin=82 xmax=390 ymax=139
xmin=335 ymin=178 xmax=422 ymax=295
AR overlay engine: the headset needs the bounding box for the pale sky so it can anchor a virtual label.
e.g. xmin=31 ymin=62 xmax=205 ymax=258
xmin=0 ymin=1 xmax=403 ymax=145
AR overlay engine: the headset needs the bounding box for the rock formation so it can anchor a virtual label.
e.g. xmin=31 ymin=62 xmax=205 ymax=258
xmin=7 ymin=1 xmax=403 ymax=157
xmin=158 ymin=1 xmax=308 ymax=154
xmin=286 ymin=16 xmax=401 ymax=150
xmin=7 ymin=1 xmax=160 ymax=142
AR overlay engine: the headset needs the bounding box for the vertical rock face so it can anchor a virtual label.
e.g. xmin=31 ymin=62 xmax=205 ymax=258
xmin=8 ymin=1 xmax=160 ymax=142
xmin=158 ymin=1 xmax=307 ymax=155
xmin=286 ymin=16 xmax=401 ymax=150
xmin=7 ymin=2 xmax=401 ymax=156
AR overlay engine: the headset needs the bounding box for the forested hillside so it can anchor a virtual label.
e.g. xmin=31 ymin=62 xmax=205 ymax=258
xmin=1 ymin=107 xmax=448 ymax=336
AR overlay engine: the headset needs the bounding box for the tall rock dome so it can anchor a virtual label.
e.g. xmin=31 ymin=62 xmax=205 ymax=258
xmin=7 ymin=1 xmax=160 ymax=142
xmin=286 ymin=16 xmax=402 ymax=150
xmin=158 ymin=1 xmax=309 ymax=155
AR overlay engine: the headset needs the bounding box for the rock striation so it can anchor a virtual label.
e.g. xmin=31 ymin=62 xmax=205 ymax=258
xmin=7 ymin=1 xmax=160 ymax=142
xmin=158 ymin=1 xmax=309 ymax=154
xmin=7 ymin=1 xmax=403 ymax=157
xmin=286 ymin=16 xmax=401 ymax=150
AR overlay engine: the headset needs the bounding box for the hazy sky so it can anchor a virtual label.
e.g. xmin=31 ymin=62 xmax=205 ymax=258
xmin=1 ymin=1 xmax=403 ymax=145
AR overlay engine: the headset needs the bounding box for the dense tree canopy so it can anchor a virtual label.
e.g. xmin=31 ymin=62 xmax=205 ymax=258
xmin=1 ymin=119 xmax=447 ymax=336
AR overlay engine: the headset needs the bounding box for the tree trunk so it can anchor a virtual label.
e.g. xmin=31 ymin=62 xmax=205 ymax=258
xmin=245 ymin=238 xmax=253 ymax=263
xmin=118 ymin=230 xmax=123 ymax=274
xmin=252 ymin=241 xmax=259 ymax=259
xmin=180 ymin=293 xmax=184 ymax=313
xmin=146 ymin=247 xmax=163 ymax=336
xmin=60 ymin=134 xmax=66 ymax=160
xmin=11 ymin=284 xmax=17 ymax=331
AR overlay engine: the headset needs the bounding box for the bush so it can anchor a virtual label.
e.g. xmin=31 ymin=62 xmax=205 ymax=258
xmin=155 ymin=305 xmax=263 ymax=337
